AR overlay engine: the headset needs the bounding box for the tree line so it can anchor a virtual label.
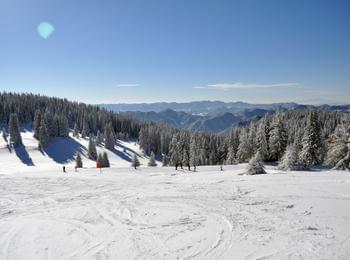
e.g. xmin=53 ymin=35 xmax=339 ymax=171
xmin=1 ymin=92 xmax=349 ymax=171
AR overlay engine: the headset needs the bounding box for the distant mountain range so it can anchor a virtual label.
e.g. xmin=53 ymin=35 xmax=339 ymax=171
xmin=100 ymin=101 xmax=350 ymax=133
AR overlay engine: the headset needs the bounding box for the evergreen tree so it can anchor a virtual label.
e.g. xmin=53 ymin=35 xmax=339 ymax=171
xmin=190 ymin=134 xmax=200 ymax=172
xmin=33 ymin=109 xmax=41 ymax=139
xmin=73 ymin=123 xmax=80 ymax=137
xmin=75 ymin=153 xmax=83 ymax=168
xmin=38 ymin=119 xmax=50 ymax=148
xmin=58 ymin=115 xmax=69 ymax=137
xmin=226 ymin=128 xmax=239 ymax=165
xmin=236 ymin=129 xmax=251 ymax=162
xmin=131 ymin=154 xmax=141 ymax=169
xmin=102 ymin=152 xmax=110 ymax=167
xmin=256 ymin=118 xmax=269 ymax=161
xmin=9 ymin=113 xmax=22 ymax=147
xmin=326 ymin=117 xmax=350 ymax=170
xmin=300 ymin=110 xmax=323 ymax=166
xmin=81 ymin=120 xmax=90 ymax=138
xmin=148 ymin=152 xmax=157 ymax=167
xmin=96 ymin=130 xmax=103 ymax=145
xmin=88 ymin=137 xmax=97 ymax=161
xmin=247 ymin=151 xmax=266 ymax=175
xmin=269 ymin=113 xmax=288 ymax=161
xmin=104 ymin=123 xmax=116 ymax=150
xmin=170 ymin=134 xmax=181 ymax=170
xmin=278 ymin=144 xmax=301 ymax=171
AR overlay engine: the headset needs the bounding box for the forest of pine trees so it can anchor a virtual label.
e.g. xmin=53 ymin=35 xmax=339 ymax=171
xmin=1 ymin=92 xmax=349 ymax=171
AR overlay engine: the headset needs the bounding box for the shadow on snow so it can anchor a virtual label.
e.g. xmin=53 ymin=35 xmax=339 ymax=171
xmin=43 ymin=137 xmax=86 ymax=164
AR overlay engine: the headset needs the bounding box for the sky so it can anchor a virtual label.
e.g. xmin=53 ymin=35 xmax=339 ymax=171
xmin=1 ymin=0 xmax=350 ymax=104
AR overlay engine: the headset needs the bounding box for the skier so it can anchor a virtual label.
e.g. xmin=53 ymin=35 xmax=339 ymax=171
xmin=63 ymin=166 xmax=66 ymax=173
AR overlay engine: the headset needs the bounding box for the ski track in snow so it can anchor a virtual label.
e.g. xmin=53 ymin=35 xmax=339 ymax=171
xmin=0 ymin=166 xmax=350 ymax=259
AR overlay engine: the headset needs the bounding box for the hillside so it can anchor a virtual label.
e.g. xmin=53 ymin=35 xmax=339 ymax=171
xmin=0 ymin=129 xmax=152 ymax=173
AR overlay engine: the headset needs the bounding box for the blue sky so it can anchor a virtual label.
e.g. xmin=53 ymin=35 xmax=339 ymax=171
xmin=1 ymin=0 xmax=349 ymax=104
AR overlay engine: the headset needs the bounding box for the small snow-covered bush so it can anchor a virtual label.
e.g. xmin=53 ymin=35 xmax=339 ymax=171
xmin=246 ymin=152 xmax=266 ymax=175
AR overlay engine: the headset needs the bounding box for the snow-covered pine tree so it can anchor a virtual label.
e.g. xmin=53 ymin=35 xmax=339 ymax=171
xmin=9 ymin=113 xmax=22 ymax=147
xmin=326 ymin=116 xmax=350 ymax=170
xmin=81 ymin=120 xmax=90 ymax=138
xmin=73 ymin=123 xmax=80 ymax=137
xmin=96 ymin=130 xmax=103 ymax=145
xmin=246 ymin=151 xmax=266 ymax=175
xmin=131 ymin=154 xmax=141 ymax=169
xmin=88 ymin=137 xmax=97 ymax=161
xmin=58 ymin=115 xmax=69 ymax=137
xmin=104 ymin=123 xmax=116 ymax=150
xmin=33 ymin=109 xmax=41 ymax=139
xmin=236 ymin=129 xmax=252 ymax=163
xmin=148 ymin=151 xmax=157 ymax=167
xmin=226 ymin=128 xmax=240 ymax=165
xmin=256 ymin=117 xmax=270 ymax=161
xmin=75 ymin=153 xmax=83 ymax=168
xmin=190 ymin=134 xmax=200 ymax=172
xmin=181 ymin=132 xmax=191 ymax=170
xmin=278 ymin=144 xmax=301 ymax=171
xmin=269 ymin=113 xmax=288 ymax=161
xmin=38 ymin=119 xmax=50 ymax=148
xmin=300 ymin=110 xmax=323 ymax=166
xmin=102 ymin=152 xmax=110 ymax=168
xmin=170 ymin=134 xmax=181 ymax=170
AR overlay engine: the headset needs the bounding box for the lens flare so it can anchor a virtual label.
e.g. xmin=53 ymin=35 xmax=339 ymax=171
xmin=37 ymin=22 xmax=55 ymax=39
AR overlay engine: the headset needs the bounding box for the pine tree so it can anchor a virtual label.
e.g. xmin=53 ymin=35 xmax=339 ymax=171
xmin=58 ymin=115 xmax=69 ymax=137
xmin=73 ymin=123 xmax=80 ymax=137
xmin=278 ymin=144 xmax=301 ymax=171
xmin=81 ymin=120 xmax=90 ymax=138
xmin=38 ymin=119 xmax=50 ymax=148
xmin=236 ymin=129 xmax=251 ymax=163
xmin=300 ymin=110 xmax=323 ymax=166
xmin=75 ymin=153 xmax=83 ymax=168
xmin=170 ymin=134 xmax=181 ymax=170
xmin=256 ymin=118 xmax=269 ymax=161
xmin=247 ymin=151 xmax=266 ymax=175
xmin=88 ymin=137 xmax=97 ymax=161
xmin=269 ymin=113 xmax=288 ymax=161
xmin=9 ymin=113 xmax=22 ymax=147
xmin=104 ymin=123 xmax=115 ymax=150
xmin=148 ymin=152 xmax=157 ymax=167
xmin=226 ymin=128 xmax=239 ymax=165
xmin=96 ymin=130 xmax=103 ymax=145
xmin=190 ymin=134 xmax=200 ymax=172
xmin=326 ymin=117 xmax=350 ymax=170
xmin=131 ymin=154 xmax=141 ymax=169
xmin=102 ymin=152 xmax=110 ymax=167
xmin=33 ymin=109 xmax=41 ymax=139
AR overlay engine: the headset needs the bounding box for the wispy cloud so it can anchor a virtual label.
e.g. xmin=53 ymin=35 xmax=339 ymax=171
xmin=193 ymin=82 xmax=302 ymax=90
xmin=117 ymin=83 xmax=140 ymax=87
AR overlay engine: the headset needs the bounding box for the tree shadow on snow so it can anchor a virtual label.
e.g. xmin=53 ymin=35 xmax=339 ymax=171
xmin=109 ymin=147 xmax=133 ymax=162
xmin=14 ymin=145 xmax=35 ymax=166
xmin=116 ymin=140 xmax=144 ymax=158
xmin=44 ymin=137 xmax=86 ymax=164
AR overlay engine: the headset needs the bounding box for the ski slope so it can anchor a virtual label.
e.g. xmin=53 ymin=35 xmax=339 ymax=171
xmin=0 ymin=164 xmax=350 ymax=259
xmin=0 ymin=129 xmax=151 ymax=174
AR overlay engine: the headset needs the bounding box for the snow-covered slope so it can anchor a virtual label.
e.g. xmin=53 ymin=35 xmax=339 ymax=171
xmin=0 ymin=130 xmax=151 ymax=174
xmin=0 ymin=166 xmax=349 ymax=259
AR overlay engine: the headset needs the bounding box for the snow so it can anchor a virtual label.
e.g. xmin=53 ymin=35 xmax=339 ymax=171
xmin=1 ymin=132 xmax=350 ymax=259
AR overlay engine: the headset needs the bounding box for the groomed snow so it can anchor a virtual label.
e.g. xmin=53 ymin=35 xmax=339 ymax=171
xmin=0 ymin=165 xmax=350 ymax=259
xmin=0 ymin=131 xmax=350 ymax=259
